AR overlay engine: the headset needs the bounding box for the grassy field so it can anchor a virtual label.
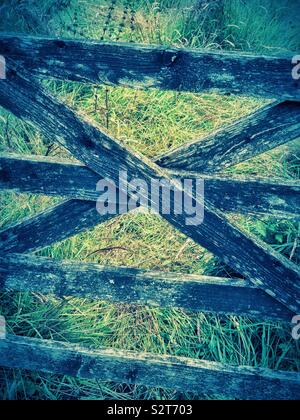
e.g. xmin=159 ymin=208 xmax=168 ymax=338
xmin=0 ymin=0 xmax=299 ymax=400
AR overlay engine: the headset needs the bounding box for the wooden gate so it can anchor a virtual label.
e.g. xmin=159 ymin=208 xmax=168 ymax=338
xmin=0 ymin=34 xmax=300 ymax=400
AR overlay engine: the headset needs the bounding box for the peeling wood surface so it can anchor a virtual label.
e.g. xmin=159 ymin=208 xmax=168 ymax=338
xmin=0 ymin=34 xmax=300 ymax=100
xmin=0 ymin=64 xmax=299 ymax=314
xmin=157 ymin=101 xmax=300 ymax=173
xmin=0 ymin=254 xmax=294 ymax=321
xmin=0 ymin=335 xmax=299 ymax=400
xmin=0 ymin=154 xmax=299 ymax=219
xmin=0 ymin=199 xmax=116 ymax=254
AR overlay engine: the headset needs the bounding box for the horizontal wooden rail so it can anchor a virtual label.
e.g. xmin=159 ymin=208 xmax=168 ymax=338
xmin=0 ymin=254 xmax=294 ymax=321
xmin=0 ymin=335 xmax=299 ymax=399
xmin=157 ymin=101 xmax=300 ymax=173
xmin=1 ymin=64 xmax=300 ymax=314
xmin=1 ymin=154 xmax=299 ymax=218
xmin=0 ymin=33 xmax=299 ymax=100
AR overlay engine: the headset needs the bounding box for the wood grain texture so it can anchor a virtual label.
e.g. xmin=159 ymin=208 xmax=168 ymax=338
xmin=0 ymin=254 xmax=294 ymax=321
xmin=157 ymin=101 xmax=300 ymax=173
xmin=0 ymin=335 xmax=299 ymax=400
xmin=0 ymin=199 xmax=116 ymax=254
xmin=1 ymin=154 xmax=299 ymax=219
xmin=0 ymin=63 xmax=299 ymax=313
xmin=0 ymin=33 xmax=299 ymax=100
xmin=188 ymin=173 xmax=300 ymax=219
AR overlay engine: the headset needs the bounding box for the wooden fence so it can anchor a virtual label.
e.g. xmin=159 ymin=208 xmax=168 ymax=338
xmin=0 ymin=34 xmax=300 ymax=400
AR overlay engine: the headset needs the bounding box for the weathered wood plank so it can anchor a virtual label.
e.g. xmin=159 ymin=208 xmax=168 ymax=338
xmin=1 ymin=154 xmax=299 ymax=219
xmin=189 ymin=173 xmax=300 ymax=219
xmin=0 ymin=34 xmax=300 ymax=100
xmin=157 ymin=101 xmax=300 ymax=173
xmin=0 ymin=254 xmax=294 ymax=321
xmin=0 ymin=154 xmax=99 ymax=201
xmin=0 ymin=65 xmax=299 ymax=314
xmin=0 ymin=335 xmax=299 ymax=400
xmin=0 ymin=200 xmax=116 ymax=254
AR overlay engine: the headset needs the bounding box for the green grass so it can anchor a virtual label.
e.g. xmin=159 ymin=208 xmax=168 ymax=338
xmin=0 ymin=0 xmax=299 ymax=400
